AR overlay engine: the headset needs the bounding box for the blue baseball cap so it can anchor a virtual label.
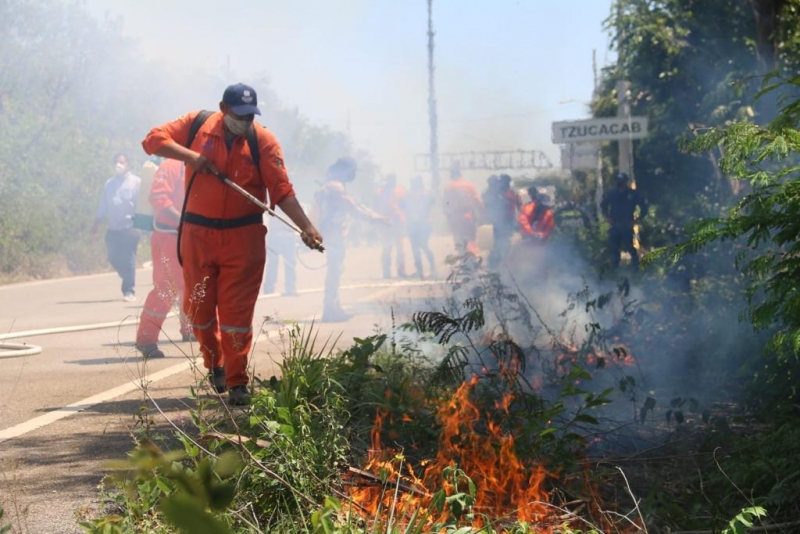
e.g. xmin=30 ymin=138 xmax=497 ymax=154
xmin=222 ymin=83 xmax=261 ymax=115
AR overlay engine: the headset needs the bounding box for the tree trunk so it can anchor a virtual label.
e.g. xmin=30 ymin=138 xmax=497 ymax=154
xmin=750 ymin=0 xmax=784 ymax=72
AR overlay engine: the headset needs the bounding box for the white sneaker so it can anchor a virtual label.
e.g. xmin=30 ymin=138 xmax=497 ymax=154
xmin=123 ymin=293 xmax=136 ymax=302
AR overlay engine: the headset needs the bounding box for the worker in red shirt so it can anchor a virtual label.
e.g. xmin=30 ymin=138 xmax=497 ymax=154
xmin=442 ymin=165 xmax=483 ymax=256
xmin=373 ymin=174 xmax=407 ymax=278
xmin=135 ymin=158 xmax=193 ymax=359
xmin=141 ymin=83 xmax=322 ymax=405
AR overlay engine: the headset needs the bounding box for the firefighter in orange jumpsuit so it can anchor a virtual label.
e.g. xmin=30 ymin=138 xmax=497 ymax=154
xmin=518 ymin=188 xmax=555 ymax=243
xmin=513 ymin=188 xmax=556 ymax=285
xmin=442 ymin=166 xmax=483 ymax=256
xmin=142 ymin=83 xmax=322 ymax=405
xmin=135 ymin=158 xmax=193 ymax=359
xmin=373 ymin=174 xmax=407 ymax=278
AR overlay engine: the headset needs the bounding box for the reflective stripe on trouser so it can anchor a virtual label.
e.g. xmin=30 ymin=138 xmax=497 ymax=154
xmin=181 ymin=222 xmax=266 ymax=388
xmin=136 ymin=231 xmax=189 ymax=346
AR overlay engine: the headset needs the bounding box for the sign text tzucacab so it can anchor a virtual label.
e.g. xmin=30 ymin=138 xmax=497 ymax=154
xmin=552 ymin=117 xmax=649 ymax=143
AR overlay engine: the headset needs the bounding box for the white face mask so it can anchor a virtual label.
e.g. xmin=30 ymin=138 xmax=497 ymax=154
xmin=115 ymin=162 xmax=127 ymax=175
xmin=224 ymin=114 xmax=252 ymax=136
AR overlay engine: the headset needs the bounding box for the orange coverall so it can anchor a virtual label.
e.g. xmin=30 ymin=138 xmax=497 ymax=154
xmin=518 ymin=202 xmax=555 ymax=242
xmin=442 ymin=178 xmax=483 ymax=255
xmin=135 ymin=159 xmax=191 ymax=347
xmin=142 ymin=111 xmax=295 ymax=388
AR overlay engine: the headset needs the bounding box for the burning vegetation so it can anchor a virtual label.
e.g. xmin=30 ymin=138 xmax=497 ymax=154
xmin=310 ymin=259 xmax=652 ymax=533
xmin=345 ymin=376 xmax=557 ymax=532
xmin=88 ymin=240 xmax=798 ymax=534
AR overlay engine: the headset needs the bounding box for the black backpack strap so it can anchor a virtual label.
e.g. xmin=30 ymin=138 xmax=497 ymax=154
xmin=177 ymin=110 xmax=211 ymax=267
xmin=246 ymin=124 xmax=260 ymax=177
xmin=186 ymin=110 xmax=213 ymax=148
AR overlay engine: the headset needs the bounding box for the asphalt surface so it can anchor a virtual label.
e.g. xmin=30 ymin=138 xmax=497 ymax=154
xmin=0 ymin=238 xmax=453 ymax=534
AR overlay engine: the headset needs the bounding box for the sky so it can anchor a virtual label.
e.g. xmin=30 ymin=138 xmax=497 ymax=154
xmin=81 ymin=0 xmax=615 ymax=179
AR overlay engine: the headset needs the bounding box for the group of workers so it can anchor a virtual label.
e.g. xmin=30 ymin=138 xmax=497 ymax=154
xmin=440 ymin=166 xmax=648 ymax=276
xmin=368 ymin=172 xmax=439 ymax=281
xmin=439 ymin=167 xmax=558 ymax=269
xmin=91 ymin=81 xmax=648 ymax=407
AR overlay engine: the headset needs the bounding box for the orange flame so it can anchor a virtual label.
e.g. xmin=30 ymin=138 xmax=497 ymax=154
xmin=345 ymin=333 xmax=644 ymax=532
xmin=422 ymin=376 xmax=553 ymax=527
xmin=347 ymin=375 xmax=557 ymax=532
xmin=555 ymin=341 xmax=638 ymax=375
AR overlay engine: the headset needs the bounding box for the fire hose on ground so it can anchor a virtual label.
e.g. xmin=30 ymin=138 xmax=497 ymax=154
xmin=0 ymin=319 xmax=149 ymax=359
xmin=0 ymin=341 xmax=42 ymax=359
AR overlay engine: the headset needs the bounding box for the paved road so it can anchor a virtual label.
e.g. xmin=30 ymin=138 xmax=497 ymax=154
xmin=0 ymin=239 xmax=453 ymax=534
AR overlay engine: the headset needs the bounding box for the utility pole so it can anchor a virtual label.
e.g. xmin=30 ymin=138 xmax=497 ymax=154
xmin=615 ymin=1 xmax=635 ymax=188
xmin=427 ymin=0 xmax=440 ymax=194
xmin=593 ymin=49 xmax=603 ymax=217
xmin=617 ymin=80 xmax=634 ymax=186
xmin=615 ymin=3 xmax=642 ymax=255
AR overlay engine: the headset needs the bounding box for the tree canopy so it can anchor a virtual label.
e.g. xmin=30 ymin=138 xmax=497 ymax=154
xmin=595 ymin=0 xmax=800 ymax=220
xmin=600 ymin=0 xmax=800 ymax=413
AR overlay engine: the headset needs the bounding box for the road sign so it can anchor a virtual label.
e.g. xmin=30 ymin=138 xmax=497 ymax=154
xmin=552 ymin=117 xmax=649 ymax=144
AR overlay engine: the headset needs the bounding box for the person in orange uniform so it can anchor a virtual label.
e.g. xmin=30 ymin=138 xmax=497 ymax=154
xmin=135 ymin=158 xmax=193 ymax=359
xmin=513 ymin=188 xmax=556 ymax=284
xmin=373 ymin=174 xmax=407 ymax=278
xmin=518 ymin=188 xmax=555 ymax=243
xmin=442 ymin=165 xmax=483 ymax=256
xmin=141 ymin=83 xmax=322 ymax=406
